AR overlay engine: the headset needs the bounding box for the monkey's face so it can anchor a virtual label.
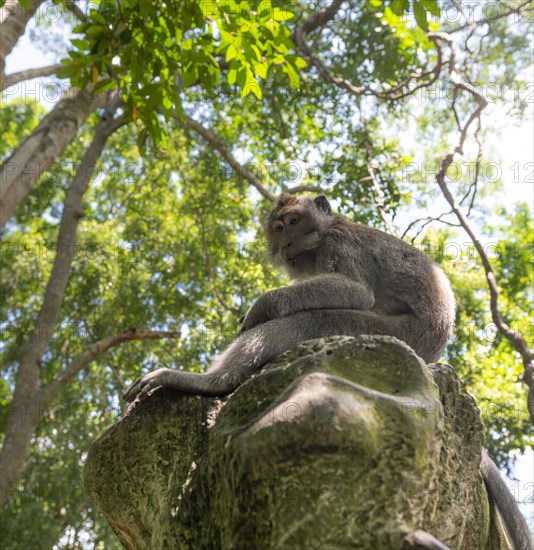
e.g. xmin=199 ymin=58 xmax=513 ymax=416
xmin=266 ymin=195 xmax=332 ymax=279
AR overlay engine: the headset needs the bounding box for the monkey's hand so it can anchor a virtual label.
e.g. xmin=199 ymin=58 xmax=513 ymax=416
xmin=123 ymin=368 xmax=179 ymax=402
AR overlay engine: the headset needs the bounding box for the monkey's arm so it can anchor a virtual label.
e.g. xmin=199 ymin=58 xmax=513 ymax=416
xmin=124 ymin=308 xmax=386 ymax=403
xmin=240 ymin=273 xmax=374 ymax=332
xmin=124 ymin=314 xmax=306 ymax=402
xmin=123 ymin=367 xmax=235 ymax=402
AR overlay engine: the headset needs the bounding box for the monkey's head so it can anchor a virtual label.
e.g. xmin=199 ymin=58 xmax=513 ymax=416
xmin=266 ymin=194 xmax=333 ymax=279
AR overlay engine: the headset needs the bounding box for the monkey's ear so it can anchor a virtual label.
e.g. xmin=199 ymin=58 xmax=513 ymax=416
xmin=314 ymin=195 xmax=332 ymax=214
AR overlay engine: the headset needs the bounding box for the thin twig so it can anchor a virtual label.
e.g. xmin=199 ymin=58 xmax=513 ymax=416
xmin=361 ymin=132 xmax=397 ymax=235
xmin=401 ymin=210 xmax=460 ymax=242
xmin=451 ymin=87 xmax=461 ymax=131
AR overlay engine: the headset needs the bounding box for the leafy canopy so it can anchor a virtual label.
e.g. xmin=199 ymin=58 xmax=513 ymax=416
xmin=58 ymin=0 xmax=439 ymax=146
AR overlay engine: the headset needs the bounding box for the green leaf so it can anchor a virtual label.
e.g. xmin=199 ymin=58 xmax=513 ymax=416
xmin=162 ymin=95 xmax=173 ymax=110
xmin=273 ymin=41 xmax=288 ymax=54
xmin=182 ymin=66 xmax=199 ymax=87
xmin=287 ymin=54 xmax=307 ymax=68
xmin=257 ymin=1 xmax=271 ymax=19
xmin=56 ymin=64 xmax=81 ymax=79
xmin=85 ymin=24 xmax=106 ymax=37
xmin=90 ymin=12 xmax=107 ymax=25
xmin=254 ymin=62 xmax=268 ymax=79
xmin=273 ymin=7 xmax=294 ymax=21
xmin=227 ymin=66 xmax=237 ymax=85
xmin=219 ymin=29 xmax=234 ymax=47
xmin=70 ymin=38 xmax=88 ymax=49
xmin=226 ymin=44 xmax=238 ymax=61
xmin=422 ymin=0 xmax=440 ymax=17
xmin=93 ymin=79 xmax=118 ymax=94
xmin=136 ymin=127 xmax=148 ymax=153
xmin=96 ymin=38 xmax=109 ymax=56
xmin=236 ymin=66 xmax=247 ymax=89
xmin=242 ymin=74 xmax=262 ymax=99
xmin=249 ymin=85 xmax=262 ymax=100
xmin=251 ymin=44 xmax=262 ymax=62
xmin=390 ymin=0 xmax=406 ymax=16
xmin=283 ymin=63 xmax=300 ymax=88
xmin=413 ymin=0 xmax=428 ymax=31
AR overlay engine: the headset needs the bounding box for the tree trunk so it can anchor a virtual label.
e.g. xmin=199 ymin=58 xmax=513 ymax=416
xmin=0 ymin=104 xmax=124 ymax=505
xmin=0 ymin=0 xmax=44 ymax=77
xmin=0 ymin=88 xmax=104 ymax=226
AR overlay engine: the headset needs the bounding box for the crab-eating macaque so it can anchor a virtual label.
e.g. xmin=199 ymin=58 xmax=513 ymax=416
xmin=124 ymin=193 xmax=454 ymax=401
xmin=124 ymin=193 xmax=455 ymax=401
xmin=124 ymin=194 xmax=531 ymax=549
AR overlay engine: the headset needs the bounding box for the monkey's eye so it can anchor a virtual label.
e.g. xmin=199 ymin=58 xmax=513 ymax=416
xmin=271 ymin=221 xmax=284 ymax=233
xmin=289 ymin=217 xmax=300 ymax=225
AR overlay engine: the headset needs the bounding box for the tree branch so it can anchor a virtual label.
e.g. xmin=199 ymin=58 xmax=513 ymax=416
xmin=174 ymin=112 xmax=277 ymax=202
xmin=297 ymin=0 xmax=345 ymax=35
xmin=40 ymin=329 xmax=181 ymax=406
xmin=64 ymin=0 xmax=87 ymax=22
xmin=458 ymin=118 xmax=482 ymax=217
xmin=1 ymin=62 xmax=64 ymax=91
xmin=0 ymin=0 xmax=44 ymax=78
xmin=428 ymin=32 xmax=534 ymax=421
xmin=176 ymin=114 xmax=323 ymax=200
xmin=0 ymin=87 xmax=106 ymax=226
